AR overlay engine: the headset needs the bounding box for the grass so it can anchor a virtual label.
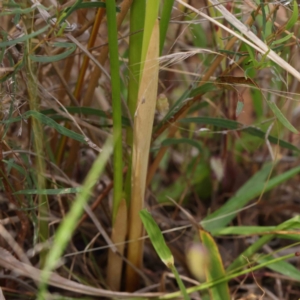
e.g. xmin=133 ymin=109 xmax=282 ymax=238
xmin=0 ymin=0 xmax=300 ymax=299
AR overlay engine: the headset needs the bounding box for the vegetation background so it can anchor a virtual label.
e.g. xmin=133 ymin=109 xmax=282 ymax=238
xmin=0 ymin=0 xmax=300 ymax=299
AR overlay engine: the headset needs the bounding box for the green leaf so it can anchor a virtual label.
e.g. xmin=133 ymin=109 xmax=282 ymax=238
xmin=14 ymin=187 xmax=82 ymax=195
xmin=159 ymin=0 xmax=175 ymax=54
xmin=161 ymin=138 xmax=202 ymax=152
xmin=227 ymin=216 xmax=300 ymax=272
xmin=30 ymin=42 xmax=76 ymax=63
xmin=200 ymin=230 xmax=230 ymax=300
xmin=271 ymin=32 xmax=294 ymax=46
xmin=202 ymin=163 xmax=273 ymax=231
xmin=211 ymin=226 xmax=276 ymax=236
xmin=0 ymin=4 xmax=49 ymax=16
xmin=266 ymin=100 xmax=298 ymax=133
xmin=203 ymin=164 xmax=300 ymax=232
xmin=23 ymin=111 xmax=86 ymax=143
xmin=0 ymin=25 xmax=50 ymax=48
xmin=42 ymin=107 xmax=131 ymax=127
xmin=180 ymin=117 xmax=300 ymax=152
xmin=285 ymin=0 xmax=299 ymax=31
xmin=139 ymin=209 xmax=173 ymax=266
xmin=39 ymin=137 xmax=113 ymax=297
xmin=257 ymin=255 xmax=300 ymax=281
xmin=189 ymin=83 xmax=216 ymax=97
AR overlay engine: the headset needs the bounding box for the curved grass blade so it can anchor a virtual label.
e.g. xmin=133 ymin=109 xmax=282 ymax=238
xmin=14 ymin=187 xmax=82 ymax=195
xmin=266 ymin=100 xmax=298 ymax=133
xmin=140 ymin=209 xmax=190 ymax=300
xmin=203 ymin=164 xmax=300 ymax=231
xmin=199 ymin=230 xmax=230 ymax=300
xmin=227 ymin=216 xmax=300 ymax=271
xmin=161 ymin=138 xmax=202 ymax=152
xmin=23 ymin=111 xmax=86 ymax=143
xmin=257 ymin=255 xmax=300 ymax=281
xmin=140 ymin=209 xmax=173 ymax=266
xmin=38 ymin=137 xmax=113 ymax=298
xmin=41 ymin=107 xmax=131 ymax=127
xmin=30 ymin=42 xmax=76 ymax=63
xmin=0 ymin=25 xmax=50 ymax=48
xmin=180 ymin=117 xmax=300 ymax=152
xmin=285 ymin=0 xmax=298 ymax=31
xmin=159 ymin=252 xmax=296 ymax=299
xmin=159 ymin=0 xmax=175 ymax=54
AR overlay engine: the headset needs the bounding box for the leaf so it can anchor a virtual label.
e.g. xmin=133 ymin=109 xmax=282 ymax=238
xmin=202 ymin=163 xmax=273 ymax=231
xmin=189 ymin=83 xmax=216 ymax=97
xmin=211 ymin=226 xmax=276 ymax=236
xmin=227 ymin=216 xmax=300 ymax=272
xmin=199 ymin=230 xmax=230 ymax=300
xmin=257 ymin=255 xmax=300 ymax=281
xmin=41 ymin=107 xmax=131 ymax=127
xmin=39 ymin=137 xmax=113 ymax=295
xmin=271 ymin=32 xmax=294 ymax=46
xmin=285 ymin=0 xmax=299 ymax=31
xmin=30 ymin=42 xmax=76 ymax=63
xmin=140 ymin=209 xmax=173 ymax=266
xmin=159 ymin=0 xmax=175 ymax=54
xmin=180 ymin=117 xmax=300 ymax=152
xmin=203 ymin=164 xmax=300 ymax=231
xmin=140 ymin=209 xmax=190 ymax=300
xmin=0 ymin=25 xmax=50 ymax=48
xmin=161 ymin=138 xmax=202 ymax=152
xmin=22 ymin=111 xmax=86 ymax=143
xmin=266 ymin=100 xmax=298 ymax=133
xmin=14 ymin=188 xmax=82 ymax=195
xmin=0 ymin=4 xmax=48 ymax=16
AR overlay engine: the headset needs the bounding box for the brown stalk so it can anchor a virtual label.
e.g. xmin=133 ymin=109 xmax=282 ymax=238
xmin=55 ymin=7 xmax=107 ymax=173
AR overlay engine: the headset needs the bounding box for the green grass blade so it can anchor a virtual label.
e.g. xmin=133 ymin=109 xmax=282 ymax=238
xmin=271 ymin=32 xmax=294 ymax=46
xmin=285 ymin=0 xmax=298 ymax=31
xmin=23 ymin=111 xmax=86 ymax=143
xmin=199 ymin=230 xmax=230 ymax=300
xmin=227 ymin=216 xmax=300 ymax=271
xmin=169 ymin=265 xmax=191 ymax=300
xmin=14 ymin=188 xmax=81 ymax=195
xmin=140 ymin=209 xmax=173 ymax=266
xmin=140 ymin=209 xmax=190 ymax=300
xmin=30 ymin=42 xmax=76 ymax=63
xmin=161 ymin=138 xmax=202 ymax=152
xmin=203 ymin=164 xmax=300 ymax=231
xmin=180 ymin=117 xmax=300 ymax=152
xmin=257 ymin=255 xmax=300 ymax=281
xmin=159 ymin=0 xmax=175 ymax=54
xmin=266 ymin=100 xmax=298 ymax=133
xmin=40 ymin=107 xmax=131 ymax=127
xmin=38 ymin=137 xmax=113 ymax=298
xmin=0 ymin=25 xmax=50 ymax=47
xmin=160 ymin=252 xmax=296 ymax=299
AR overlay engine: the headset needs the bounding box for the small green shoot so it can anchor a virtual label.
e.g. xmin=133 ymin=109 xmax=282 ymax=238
xmin=140 ymin=209 xmax=190 ymax=300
